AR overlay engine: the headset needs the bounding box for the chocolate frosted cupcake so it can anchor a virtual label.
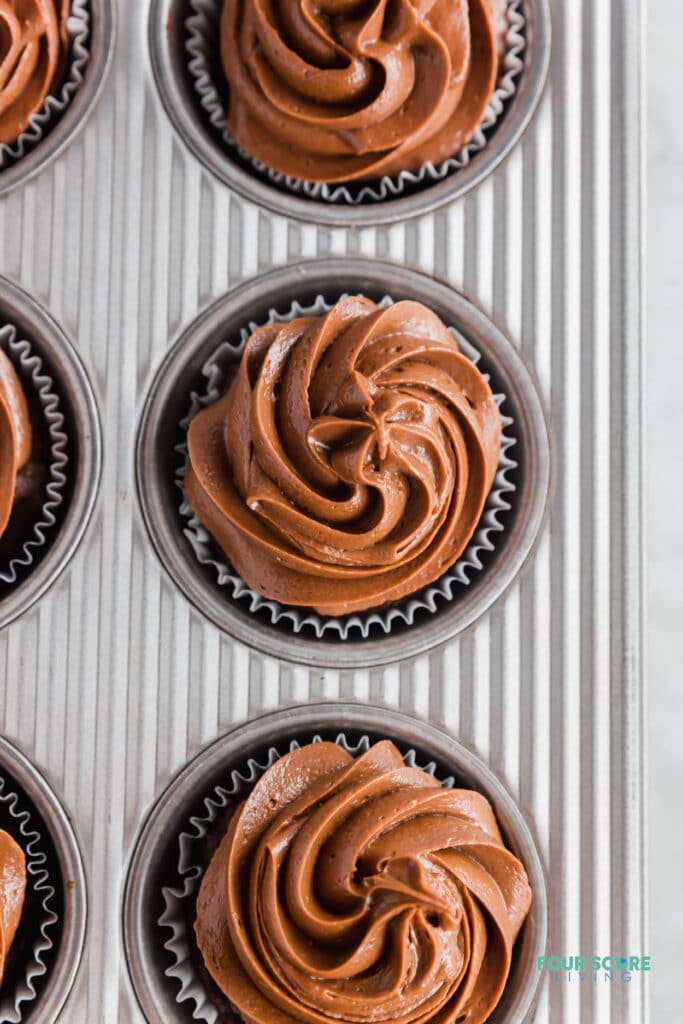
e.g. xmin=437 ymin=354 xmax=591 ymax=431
xmin=130 ymin=707 xmax=546 ymax=1022
xmin=218 ymin=0 xmax=508 ymax=185
xmin=0 ymin=348 xmax=37 ymax=545
xmin=178 ymin=0 xmax=531 ymax=207
xmin=0 ymin=346 xmax=48 ymax=568
xmin=0 ymin=2 xmax=72 ymax=146
xmin=0 ymin=766 xmax=60 ymax=1023
xmin=0 ymin=325 xmax=68 ymax=592
xmin=184 ymin=296 xmax=503 ymax=617
xmin=193 ymin=739 xmax=532 ymax=1024
xmin=0 ymin=1 xmax=98 ymax=182
xmin=0 ymin=830 xmax=26 ymax=989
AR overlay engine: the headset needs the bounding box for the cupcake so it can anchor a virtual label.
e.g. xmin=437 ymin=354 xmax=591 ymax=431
xmin=0 ymin=346 xmax=47 ymax=567
xmin=128 ymin=707 xmax=546 ymax=1022
xmin=0 ymin=330 xmax=66 ymax=587
xmin=0 ymin=348 xmax=35 ymax=541
xmin=217 ymin=0 xmax=512 ymax=185
xmin=194 ymin=739 xmax=532 ymax=1024
xmin=0 ymin=764 xmax=61 ymax=1023
xmin=0 ymin=2 xmax=71 ymax=147
xmin=0 ymin=831 xmax=26 ymax=989
xmin=184 ymin=295 xmax=503 ymax=616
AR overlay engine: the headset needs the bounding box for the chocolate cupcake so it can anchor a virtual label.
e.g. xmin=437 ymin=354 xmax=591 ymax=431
xmin=0 ymin=1 xmax=91 ymax=173
xmin=0 ymin=830 xmax=26 ymax=990
xmin=183 ymin=0 xmax=528 ymax=204
xmin=0 ymin=771 xmax=59 ymax=1023
xmin=183 ymin=295 xmax=507 ymax=619
xmin=195 ymin=740 xmax=532 ymax=1024
xmin=221 ymin=0 xmax=506 ymax=183
xmin=137 ymin=259 xmax=550 ymax=658
xmin=0 ymin=324 xmax=68 ymax=592
xmin=0 ymin=2 xmax=71 ymax=147
xmin=0 ymin=347 xmax=37 ymax=550
xmin=153 ymin=718 xmax=539 ymax=1024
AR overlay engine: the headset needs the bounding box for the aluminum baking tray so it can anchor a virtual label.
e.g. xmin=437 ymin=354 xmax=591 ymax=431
xmin=0 ymin=0 xmax=644 ymax=1022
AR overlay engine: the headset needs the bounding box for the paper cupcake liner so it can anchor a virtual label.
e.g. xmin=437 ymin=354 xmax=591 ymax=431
xmin=184 ymin=0 xmax=526 ymax=205
xmin=0 ymin=775 xmax=59 ymax=1024
xmin=175 ymin=294 xmax=518 ymax=640
xmin=159 ymin=732 xmax=459 ymax=1024
xmin=0 ymin=324 xmax=69 ymax=587
xmin=0 ymin=1 xmax=91 ymax=172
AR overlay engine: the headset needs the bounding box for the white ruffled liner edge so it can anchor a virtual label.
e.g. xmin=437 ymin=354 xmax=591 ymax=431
xmin=0 ymin=324 xmax=69 ymax=586
xmin=159 ymin=733 xmax=457 ymax=1024
xmin=0 ymin=1 xmax=91 ymax=171
xmin=175 ymin=294 xmax=518 ymax=640
xmin=184 ymin=0 xmax=526 ymax=204
xmin=0 ymin=775 xmax=59 ymax=1024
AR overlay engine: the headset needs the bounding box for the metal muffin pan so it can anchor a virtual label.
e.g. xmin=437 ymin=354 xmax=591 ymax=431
xmin=147 ymin=0 xmax=551 ymax=226
xmin=0 ymin=277 xmax=102 ymax=631
xmin=136 ymin=258 xmax=551 ymax=669
xmin=0 ymin=0 xmax=116 ymax=197
xmin=0 ymin=736 xmax=87 ymax=1024
xmin=123 ymin=702 xmax=547 ymax=1024
xmin=0 ymin=0 xmax=645 ymax=1020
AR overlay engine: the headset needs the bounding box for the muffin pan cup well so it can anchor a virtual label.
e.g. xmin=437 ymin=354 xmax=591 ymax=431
xmin=135 ymin=258 xmax=551 ymax=669
xmin=123 ymin=702 xmax=548 ymax=1024
xmin=0 ymin=0 xmax=116 ymax=196
xmin=147 ymin=0 xmax=551 ymax=226
xmin=0 ymin=277 xmax=102 ymax=630
xmin=0 ymin=736 xmax=87 ymax=1024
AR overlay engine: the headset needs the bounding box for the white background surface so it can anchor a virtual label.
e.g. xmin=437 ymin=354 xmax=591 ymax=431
xmin=648 ymin=6 xmax=682 ymax=1020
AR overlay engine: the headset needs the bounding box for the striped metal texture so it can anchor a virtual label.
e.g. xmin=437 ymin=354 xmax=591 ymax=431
xmin=0 ymin=1 xmax=644 ymax=1022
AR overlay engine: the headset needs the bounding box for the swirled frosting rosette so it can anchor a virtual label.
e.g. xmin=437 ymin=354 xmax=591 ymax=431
xmin=193 ymin=739 xmax=532 ymax=1024
xmin=219 ymin=0 xmax=506 ymax=184
xmin=0 ymin=1 xmax=71 ymax=146
xmin=184 ymin=0 xmax=526 ymax=202
xmin=184 ymin=296 xmax=503 ymax=617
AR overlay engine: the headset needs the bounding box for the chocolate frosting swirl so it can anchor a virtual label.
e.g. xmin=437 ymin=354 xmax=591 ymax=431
xmin=0 ymin=829 xmax=26 ymax=987
xmin=185 ymin=296 xmax=502 ymax=615
xmin=219 ymin=0 xmax=505 ymax=183
xmin=0 ymin=348 xmax=32 ymax=541
xmin=0 ymin=1 xmax=71 ymax=146
xmin=195 ymin=740 xmax=532 ymax=1024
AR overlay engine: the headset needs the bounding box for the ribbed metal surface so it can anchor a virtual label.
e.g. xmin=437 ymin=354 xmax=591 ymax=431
xmin=0 ymin=0 xmax=644 ymax=1022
